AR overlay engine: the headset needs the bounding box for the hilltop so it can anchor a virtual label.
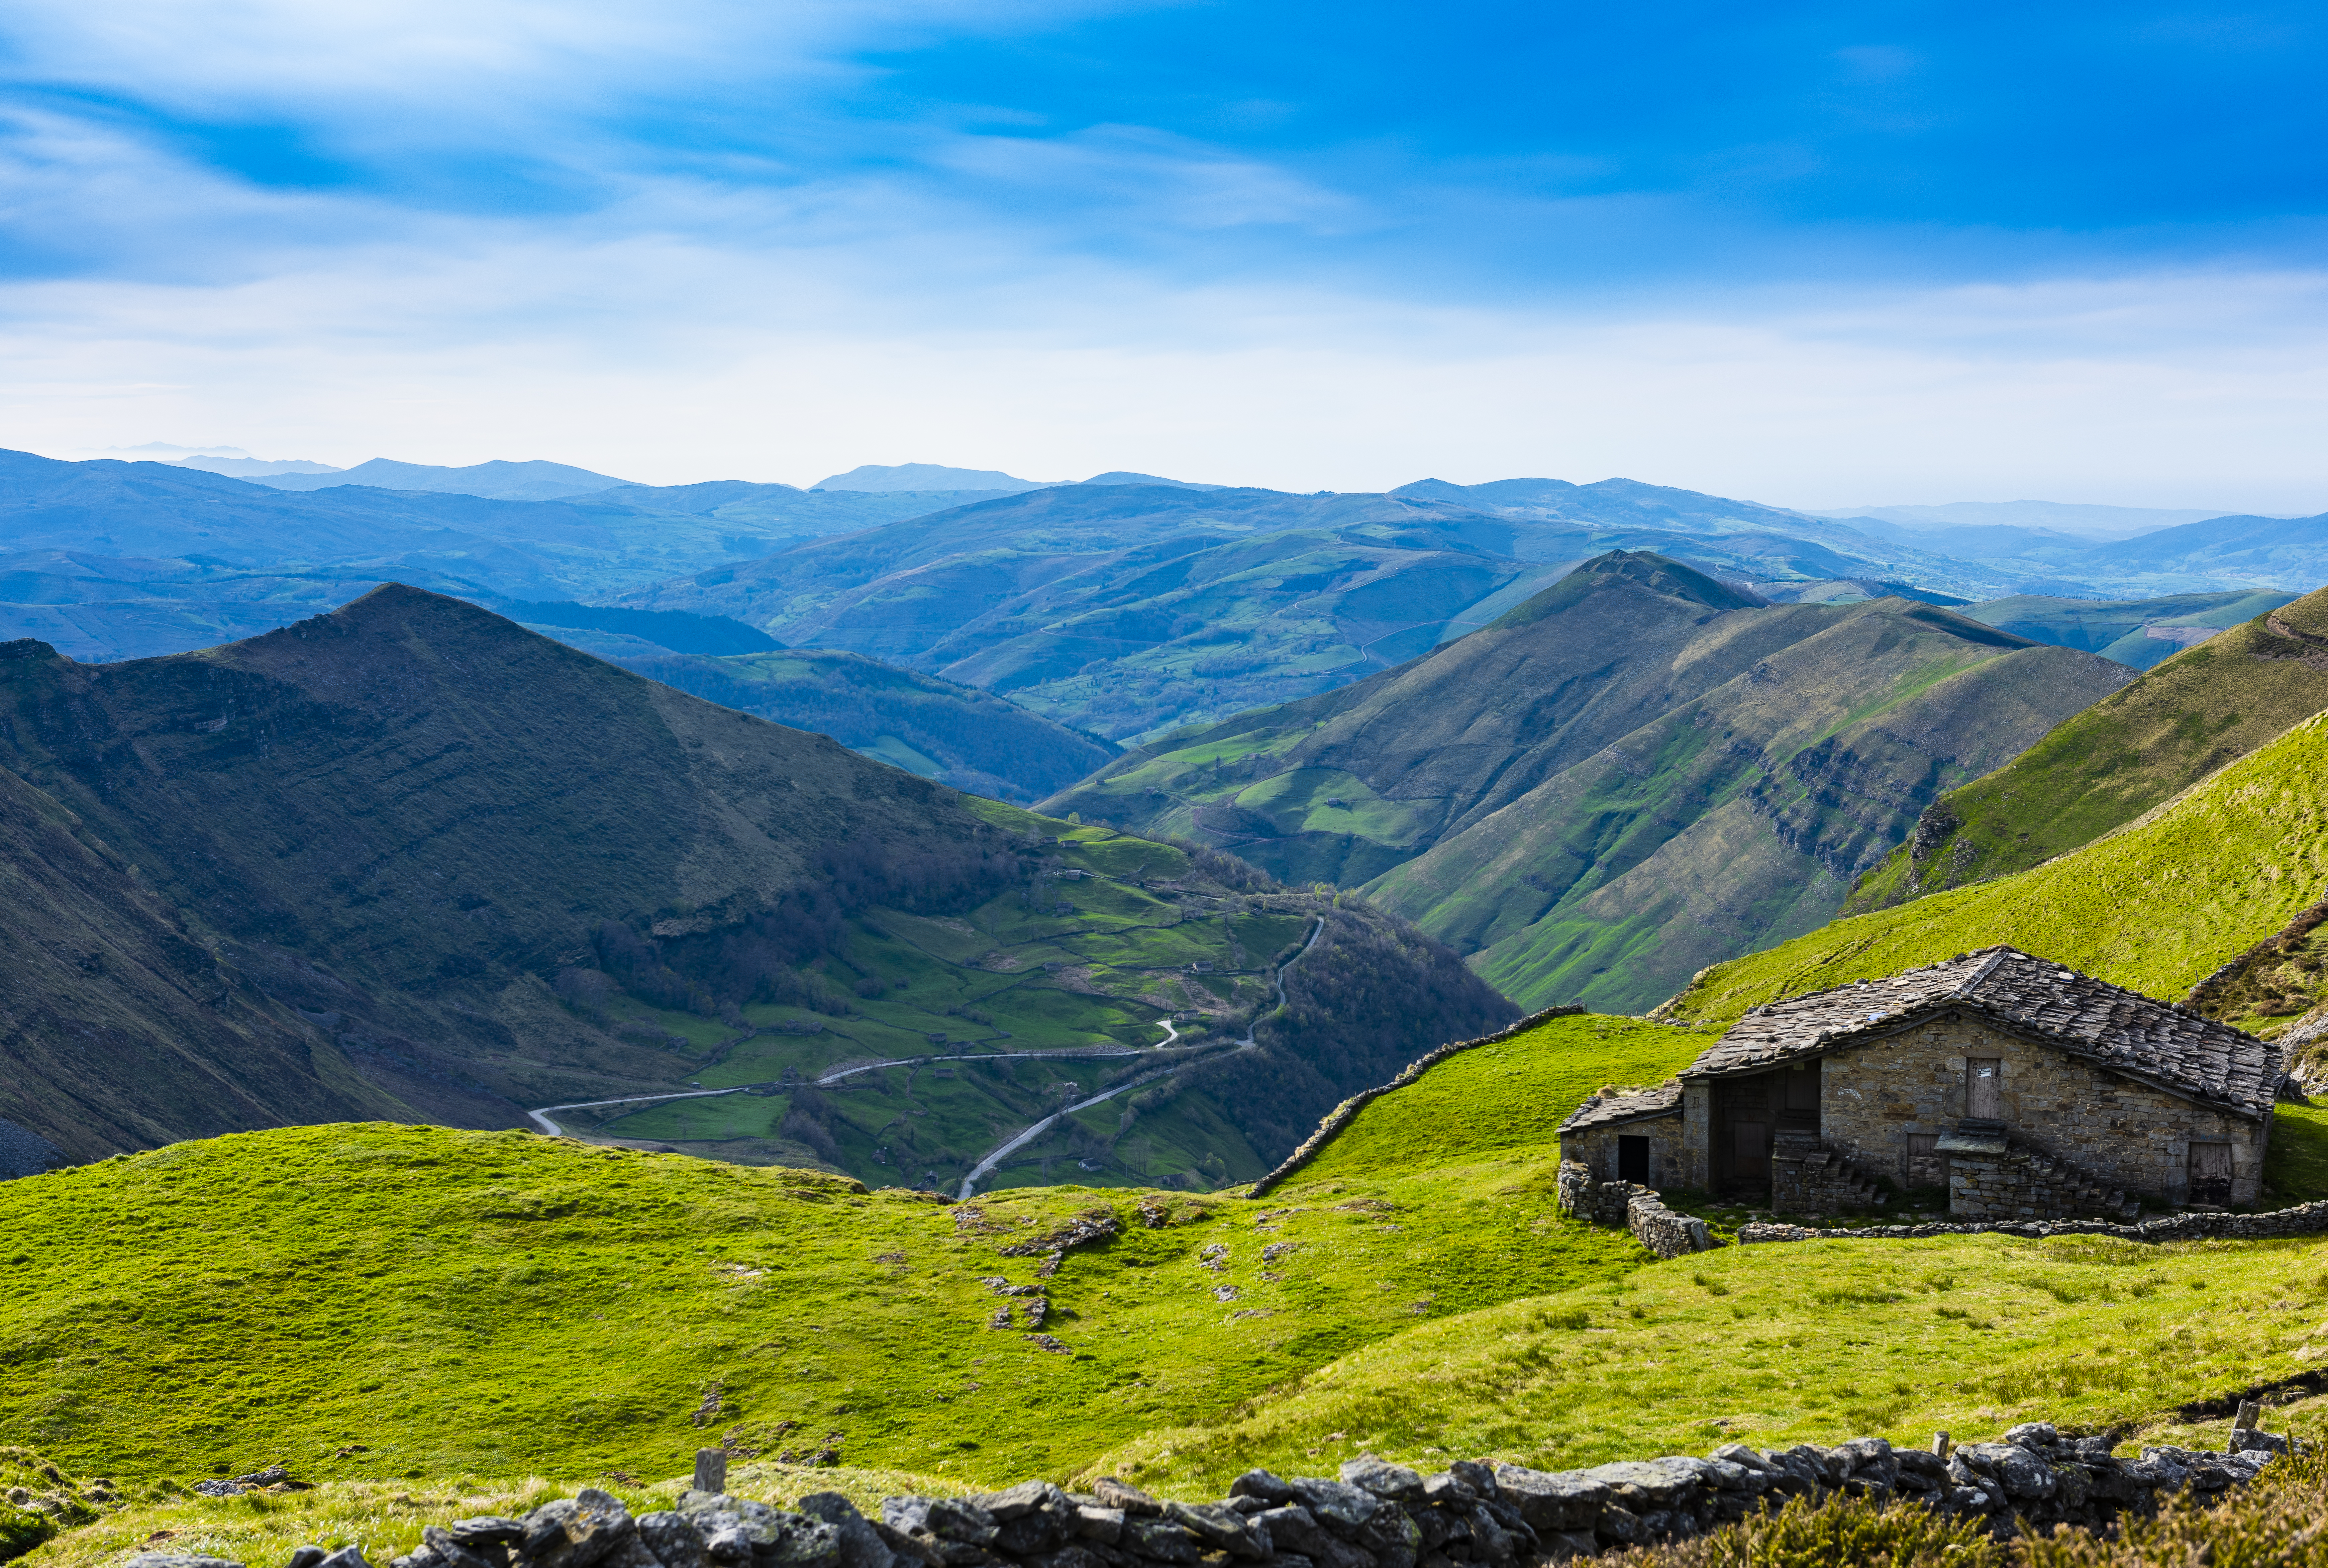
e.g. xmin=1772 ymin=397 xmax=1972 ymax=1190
xmin=1049 ymin=553 xmax=2132 ymax=1009
xmin=1848 ymin=583 xmax=2328 ymax=912
xmin=0 ymin=586 xmax=1508 ymax=1189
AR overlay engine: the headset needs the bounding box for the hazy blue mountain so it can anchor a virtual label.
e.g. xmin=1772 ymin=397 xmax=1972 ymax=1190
xmin=1959 ymin=588 xmax=2298 ymax=669
xmin=1079 ymin=471 xmax=1227 ymax=490
xmin=1817 ymin=499 xmax=2239 ymax=536
xmin=2068 ymin=511 xmax=2328 ymax=591
xmin=255 ymin=457 xmax=633 ymax=501
xmin=169 ymin=455 xmax=343 ymax=477
xmin=813 ymin=463 xmax=1055 ymax=492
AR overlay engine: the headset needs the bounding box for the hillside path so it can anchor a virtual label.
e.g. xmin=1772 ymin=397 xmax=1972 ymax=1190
xmin=956 ymin=914 xmax=1326 ymax=1199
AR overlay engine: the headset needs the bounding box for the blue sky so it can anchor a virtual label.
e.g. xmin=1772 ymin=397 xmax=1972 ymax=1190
xmin=2 ymin=0 xmax=2323 ymax=507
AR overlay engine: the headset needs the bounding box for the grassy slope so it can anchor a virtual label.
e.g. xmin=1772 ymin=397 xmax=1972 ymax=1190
xmin=1849 ymin=584 xmax=2328 ymax=912
xmin=0 ymin=1016 xmax=1685 ymax=1495
xmin=1092 ymin=1229 xmax=2328 ymax=1494
xmin=1657 ymin=709 xmax=2328 ymax=1046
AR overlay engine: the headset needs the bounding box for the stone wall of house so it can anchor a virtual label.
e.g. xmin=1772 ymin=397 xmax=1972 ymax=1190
xmin=1678 ymin=1083 xmax=1714 ymax=1190
xmin=1767 ymin=1136 xmax=1882 ymax=1218
xmin=1947 ymin=1143 xmax=2138 ymax=1223
xmin=1809 ymin=1017 xmax=2265 ymax=1206
xmin=1557 ymin=1117 xmax=1687 ymax=1192
xmin=141 ymin=1424 xmax=2301 ymax=1568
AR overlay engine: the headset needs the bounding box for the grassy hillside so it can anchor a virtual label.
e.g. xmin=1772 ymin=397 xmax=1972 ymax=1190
xmin=0 ymin=1013 xmax=1693 ymax=1492
xmin=0 ymin=588 xmax=1510 ymax=1192
xmin=1660 ymin=707 xmax=2328 ymax=1033
xmin=608 ymin=647 xmax=1114 ymax=804
xmin=1090 ymin=1226 xmax=2328 ymax=1494
xmin=1848 ymin=584 xmax=2328 ymax=912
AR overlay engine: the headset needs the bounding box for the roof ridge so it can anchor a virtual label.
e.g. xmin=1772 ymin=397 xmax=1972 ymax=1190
xmin=1956 ymin=946 xmax=2016 ymax=996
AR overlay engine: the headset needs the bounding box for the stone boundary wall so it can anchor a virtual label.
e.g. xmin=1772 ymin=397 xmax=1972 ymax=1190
xmin=1556 ymin=1162 xmax=1715 ymax=1259
xmin=1245 ymin=1006 xmax=1585 ymax=1198
xmin=1739 ymin=1198 xmax=2328 ymax=1246
xmin=128 ymin=1423 xmax=2300 ymax=1568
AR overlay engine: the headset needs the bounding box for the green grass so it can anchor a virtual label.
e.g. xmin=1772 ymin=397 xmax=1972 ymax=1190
xmin=1665 ymin=709 xmax=2328 ymax=1027
xmin=1848 ymin=586 xmax=2328 ymax=913
xmin=0 ymin=1014 xmax=1674 ymax=1495
xmin=1089 ymin=1230 xmax=2328 ymax=1494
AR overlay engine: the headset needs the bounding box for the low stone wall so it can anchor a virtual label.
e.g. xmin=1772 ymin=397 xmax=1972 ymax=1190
xmin=124 ymin=1424 xmax=2299 ymax=1568
xmin=1247 ymin=1006 xmax=1585 ymax=1199
xmin=1556 ymin=1163 xmax=1715 ymax=1259
xmin=1947 ymin=1141 xmax=2137 ymax=1224
xmin=1740 ymin=1197 xmax=2328 ymax=1245
xmin=1768 ymin=1137 xmax=1881 ymax=1218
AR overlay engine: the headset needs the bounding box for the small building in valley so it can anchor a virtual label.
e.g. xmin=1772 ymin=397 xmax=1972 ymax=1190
xmin=1560 ymin=947 xmax=2282 ymax=1219
xmin=1556 ymin=1082 xmax=1685 ymax=1189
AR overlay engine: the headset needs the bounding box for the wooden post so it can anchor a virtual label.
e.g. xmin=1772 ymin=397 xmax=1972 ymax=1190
xmin=1932 ymin=1431 xmax=1952 ymax=1458
xmin=2234 ymin=1400 xmax=2261 ymax=1432
xmin=694 ymin=1449 xmax=728 ymax=1495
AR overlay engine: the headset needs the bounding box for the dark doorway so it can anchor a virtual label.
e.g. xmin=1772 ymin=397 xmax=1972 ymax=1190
xmin=1732 ymin=1121 xmax=1769 ymax=1181
xmin=1907 ymin=1132 xmax=1944 ymax=1188
xmin=1966 ymin=1058 xmax=2002 ymax=1120
xmin=1618 ymin=1135 xmax=1650 ymax=1183
xmin=2190 ymin=1141 xmax=2233 ymax=1205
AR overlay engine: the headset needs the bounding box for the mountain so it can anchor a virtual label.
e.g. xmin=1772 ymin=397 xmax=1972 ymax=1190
xmin=2070 ymin=510 xmax=2328 ymax=591
xmin=617 ymin=483 xmax=1575 ymax=740
xmin=0 ymin=451 xmax=1025 ymax=659
xmin=814 ymin=463 xmax=1055 ymax=492
xmin=1080 ymin=471 xmax=1226 ymax=490
xmin=1817 ymin=500 xmax=2241 ymax=536
xmin=0 ymin=586 xmax=1510 ymax=1186
xmin=1957 ymin=587 xmax=2298 ymax=670
xmin=254 ymin=457 xmax=636 ymax=501
xmin=610 ymin=646 xmax=1116 ymax=802
xmin=1048 ymin=552 xmax=2133 ymax=1011
xmin=1846 ymin=583 xmax=2328 ymax=913
xmin=1661 ymin=700 xmax=2328 ymax=1050
xmin=169 ymin=455 xmax=343 ymax=477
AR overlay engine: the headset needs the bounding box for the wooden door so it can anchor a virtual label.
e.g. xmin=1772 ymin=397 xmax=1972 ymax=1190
xmin=1732 ymin=1121 xmax=1769 ymax=1180
xmin=2190 ymin=1141 xmax=2233 ymax=1205
xmin=1907 ymin=1133 xmax=1944 ymax=1188
xmin=1966 ymin=1058 xmax=2001 ymax=1119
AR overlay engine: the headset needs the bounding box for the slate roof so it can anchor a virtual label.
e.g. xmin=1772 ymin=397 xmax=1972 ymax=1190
xmin=1558 ymin=1081 xmax=1684 ymax=1136
xmin=1685 ymin=947 xmax=2280 ymax=1120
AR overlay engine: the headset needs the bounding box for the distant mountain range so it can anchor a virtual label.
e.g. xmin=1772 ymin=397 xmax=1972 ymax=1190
xmin=1047 ymin=552 xmax=2134 ymax=1010
xmin=1817 ymin=499 xmax=2249 ymax=536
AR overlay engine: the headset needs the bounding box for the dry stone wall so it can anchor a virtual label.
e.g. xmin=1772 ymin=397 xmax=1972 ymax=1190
xmin=1247 ymin=1007 xmax=1583 ymax=1199
xmin=1556 ymin=1163 xmax=1716 ymax=1259
xmin=121 ymin=1426 xmax=2300 ymax=1568
xmin=1741 ymin=1198 xmax=2328 ymax=1245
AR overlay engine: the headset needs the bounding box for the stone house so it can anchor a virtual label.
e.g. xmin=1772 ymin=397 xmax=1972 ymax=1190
xmin=1561 ymin=947 xmax=2282 ymax=1219
xmin=1556 ymin=1082 xmax=1685 ymax=1189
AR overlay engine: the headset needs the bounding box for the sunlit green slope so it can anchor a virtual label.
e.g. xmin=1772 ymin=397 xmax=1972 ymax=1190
xmin=1849 ymin=583 xmax=2328 ymax=912
xmin=0 ymin=1014 xmax=1693 ymax=1492
xmin=1657 ymin=708 xmax=2328 ymax=1032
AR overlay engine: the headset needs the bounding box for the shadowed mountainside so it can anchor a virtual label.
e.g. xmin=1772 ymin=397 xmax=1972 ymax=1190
xmin=0 ymin=586 xmax=1510 ymax=1182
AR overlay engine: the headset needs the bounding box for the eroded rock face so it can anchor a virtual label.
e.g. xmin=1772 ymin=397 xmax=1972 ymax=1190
xmin=349 ymin=1418 xmax=2302 ymax=1568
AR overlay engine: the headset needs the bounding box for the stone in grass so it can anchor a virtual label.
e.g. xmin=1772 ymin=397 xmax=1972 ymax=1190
xmin=1287 ymin=1479 xmax=1379 ymax=1531
xmin=1227 ymin=1471 xmax=1293 ymax=1506
xmin=637 ymin=1514 xmax=710 ymax=1568
xmin=523 ymin=1491 xmax=638 ymax=1568
xmin=125 ymin=1556 xmax=249 ymax=1568
xmin=287 ymin=1548 xmax=328 ymax=1568
xmin=795 ymin=1494 xmax=897 ymax=1568
xmin=1339 ymin=1456 xmax=1424 ymax=1503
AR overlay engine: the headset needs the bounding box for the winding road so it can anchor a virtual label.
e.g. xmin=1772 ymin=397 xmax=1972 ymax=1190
xmin=954 ymin=913 xmax=1326 ymax=1198
xmin=525 ymin=996 xmax=1206 ymax=1139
